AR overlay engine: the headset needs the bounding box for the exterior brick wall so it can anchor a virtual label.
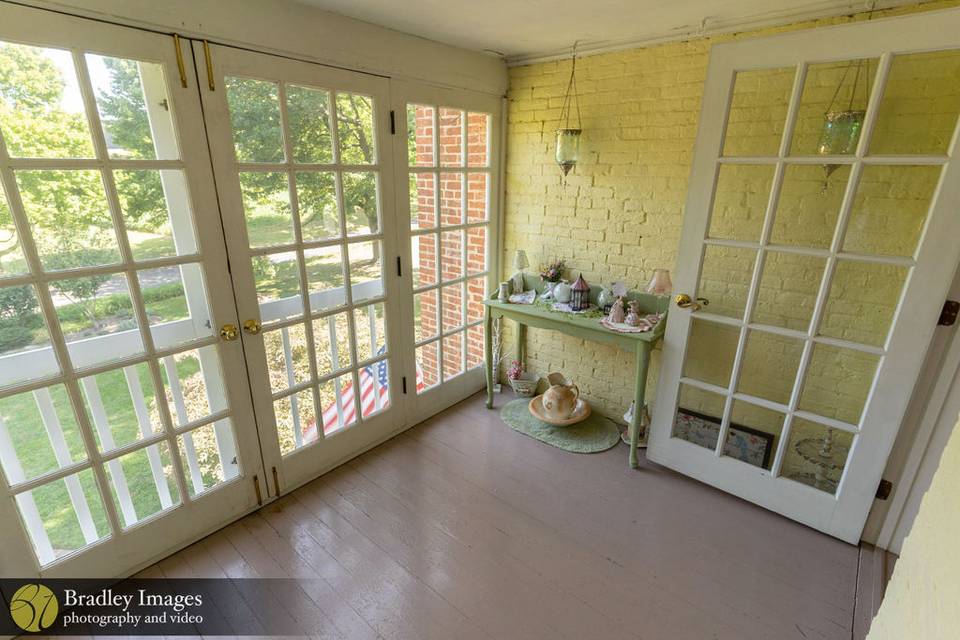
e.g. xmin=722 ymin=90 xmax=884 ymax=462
xmin=502 ymin=0 xmax=960 ymax=470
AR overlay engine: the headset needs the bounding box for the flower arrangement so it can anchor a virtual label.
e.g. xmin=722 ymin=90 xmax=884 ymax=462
xmin=539 ymin=258 xmax=566 ymax=283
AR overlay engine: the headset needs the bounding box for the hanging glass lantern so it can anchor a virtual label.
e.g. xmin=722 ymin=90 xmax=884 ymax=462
xmin=817 ymin=110 xmax=865 ymax=179
xmin=817 ymin=57 xmax=870 ymax=182
xmin=556 ymin=43 xmax=582 ymax=177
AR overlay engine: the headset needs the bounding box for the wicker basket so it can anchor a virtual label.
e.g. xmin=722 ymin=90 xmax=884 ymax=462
xmin=509 ymin=372 xmax=540 ymax=397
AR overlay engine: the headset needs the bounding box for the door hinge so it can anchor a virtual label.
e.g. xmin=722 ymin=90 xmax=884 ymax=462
xmin=876 ymin=479 xmax=893 ymax=500
xmin=389 ymin=110 xmax=396 ymax=135
xmin=938 ymin=299 xmax=959 ymax=326
xmin=396 ymin=255 xmax=402 ymax=277
xmin=402 ymin=376 xmax=408 ymax=394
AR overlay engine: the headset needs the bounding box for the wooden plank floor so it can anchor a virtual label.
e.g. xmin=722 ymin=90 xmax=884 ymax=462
xmin=144 ymin=391 xmax=871 ymax=640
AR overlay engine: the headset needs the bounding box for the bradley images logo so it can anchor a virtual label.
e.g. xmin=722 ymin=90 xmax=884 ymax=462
xmin=9 ymin=583 xmax=59 ymax=632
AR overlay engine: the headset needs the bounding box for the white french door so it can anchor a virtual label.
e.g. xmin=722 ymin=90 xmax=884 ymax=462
xmin=196 ymin=43 xmax=407 ymax=495
xmin=392 ymin=82 xmax=501 ymax=424
xmin=0 ymin=4 xmax=264 ymax=577
xmin=649 ymin=9 xmax=960 ymax=542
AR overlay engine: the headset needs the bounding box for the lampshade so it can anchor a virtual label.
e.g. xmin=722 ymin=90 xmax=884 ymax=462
xmin=646 ymin=269 xmax=673 ymax=295
xmin=513 ymin=249 xmax=529 ymax=271
xmin=555 ymin=128 xmax=581 ymax=176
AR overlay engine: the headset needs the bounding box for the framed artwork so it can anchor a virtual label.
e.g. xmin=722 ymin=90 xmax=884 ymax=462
xmin=673 ymin=408 xmax=775 ymax=469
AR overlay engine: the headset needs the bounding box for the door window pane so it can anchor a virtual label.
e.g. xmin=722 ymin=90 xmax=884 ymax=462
xmin=353 ymin=302 xmax=386 ymax=362
xmin=360 ymin=359 xmax=390 ymax=419
xmin=708 ymin=164 xmax=774 ymax=242
xmin=698 ymin=245 xmax=755 ymax=319
xmin=466 ymin=324 xmax=485 ymax=370
xmin=342 ymin=171 xmax=379 ymax=236
xmin=79 ymin=363 xmax=160 ymax=453
xmin=726 ymin=400 xmax=784 ymax=470
xmin=296 ymin=171 xmax=338 ymax=241
xmin=790 ymin=58 xmax=876 ymax=156
xmin=671 ymin=384 xmax=727 ymax=451
xmin=18 ymin=170 xmax=121 ymax=270
xmin=416 ymin=341 xmax=440 ymax=393
xmin=347 ymin=240 xmax=383 ymax=303
xmin=0 ymin=42 xmax=95 ymax=158
xmin=51 ymin=272 xmax=143 ymax=370
xmin=818 ymin=260 xmax=907 ymax=347
xmin=467 ymin=112 xmax=490 ymax=167
xmin=870 ymin=50 xmax=960 ymax=155
xmin=106 ymin=441 xmax=180 ymax=528
xmin=439 ymin=108 xmax=464 ymax=166
xmin=442 ymin=332 xmax=463 ymax=380
xmin=0 ymin=384 xmax=86 ymax=485
xmin=415 ymin=289 xmax=438 ymax=343
xmin=139 ymin=263 xmax=213 ymax=349
xmin=737 ymin=330 xmax=803 ymax=406
xmin=770 ymin=164 xmax=849 ymax=249
xmin=286 ymin=84 xmax=333 ymax=163
xmin=682 ymin=318 xmax=739 ymax=388
xmin=15 ymin=468 xmax=109 ymax=563
xmin=225 ymin=77 xmax=284 ymax=163
xmin=312 ymin=312 xmax=352 ymax=377
xmin=466 ymin=226 xmax=487 ymax=275
xmin=442 ymin=282 xmax=464 ymax=331
xmin=843 ymin=165 xmax=940 ymax=258
xmin=87 ymin=54 xmax=176 ymax=160
xmin=336 ymin=92 xmax=376 ymax=165
xmin=412 ymin=233 xmax=438 ymax=288
xmin=466 ymin=277 xmax=486 ymax=324
xmin=275 ymin=387 xmax=318 ymax=455
xmin=263 ymin=322 xmax=310 ymax=394
xmin=410 ymin=173 xmax=437 ymax=230
xmin=239 ymin=172 xmax=294 ymax=248
xmin=0 ymin=182 xmax=28 ymax=278
xmin=440 ymin=230 xmax=463 ymax=282
xmin=304 ymin=245 xmax=346 ymax=312
xmin=159 ymin=346 xmax=227 ymax=426
xmin=466 ymin=173 xmax=488 ymax=222
xmin=320 ymin=372 xmax=356 ymax=434
xmin=407 ymin=104 xmax=435 ymax=166
xmin=253 ymin=251 xmax=302 ymax=324
xmin=439 ymin=173 xmax=463 ymax=225
xmin=781 ymin=419 xmax=853 ymax=495
xmin=752 ymin=251 xmax=825 ymax=331
xmin=722 ymin=67 xmax=794 ymax=157
xmin=177 ymin=419 xmax=239 ymax=497
xmin=116 ymin=170 xmax=199 ymax=260
xmin=0 ymin=284 xmax=57 ymax=388
xmin=798 ymin=344 xmax=879 ymax=425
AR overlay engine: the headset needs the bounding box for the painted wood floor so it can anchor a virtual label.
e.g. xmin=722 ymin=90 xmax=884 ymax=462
xmin=139 ymin=391 xmax=878 ymax=640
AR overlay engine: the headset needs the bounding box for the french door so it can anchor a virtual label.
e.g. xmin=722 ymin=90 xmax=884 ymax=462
xmin=0 ymin=4 xmax=263 ymax=577
xmin=196 ymin=44 xmax=407 ymax=495
xmin=649 ymin=9 xmax=960 ymax=543
xmin=392 ymin=82 xmax=501 ymax=424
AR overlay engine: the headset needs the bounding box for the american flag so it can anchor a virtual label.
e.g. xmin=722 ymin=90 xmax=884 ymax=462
xmin=301 ymin=349 xmax=424 ymax=441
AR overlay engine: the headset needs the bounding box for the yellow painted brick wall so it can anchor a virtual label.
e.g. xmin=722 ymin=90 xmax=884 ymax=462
xmin=503 ymin=0 xmax=960 ymax=473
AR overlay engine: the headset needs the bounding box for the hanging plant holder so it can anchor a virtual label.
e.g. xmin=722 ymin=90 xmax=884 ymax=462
xmin=817 ymin=56 xmax=871 ymax=187
xmin=556 ymin=43 xmax=582 ymax=178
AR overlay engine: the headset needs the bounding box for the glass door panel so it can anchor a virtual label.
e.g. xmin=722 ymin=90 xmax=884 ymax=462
xmin=650 ymin=11 xmax=960 ymax=543
xmin=198 ymin=42 xmax=403 ymax=494
xmin=0 ymin=3 xmax=262 ymax=577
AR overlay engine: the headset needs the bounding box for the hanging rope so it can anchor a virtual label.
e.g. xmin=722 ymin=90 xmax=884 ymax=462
xmin=558 ymin=41 xmax=581 ymax=130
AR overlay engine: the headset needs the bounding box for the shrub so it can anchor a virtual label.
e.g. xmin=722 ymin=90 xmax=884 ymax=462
xmin=0 ymin=324 xmax=34 ymax=350
xmin=0 ymin=284 xmax=38 ymax=319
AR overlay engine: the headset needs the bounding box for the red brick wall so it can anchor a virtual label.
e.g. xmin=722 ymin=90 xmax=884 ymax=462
xmin=412 ymin=106 xmax=489 ymax=388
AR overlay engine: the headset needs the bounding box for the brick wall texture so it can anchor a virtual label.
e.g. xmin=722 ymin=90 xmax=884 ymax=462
xmin=502 ymin=0 xmax=960 ymax=473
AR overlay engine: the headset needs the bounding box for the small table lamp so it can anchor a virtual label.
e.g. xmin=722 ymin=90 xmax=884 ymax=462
xmin=646 ymin=269 xmax=672 ymax=314
xmin=511 ymin=249 xmax=529 ymax=294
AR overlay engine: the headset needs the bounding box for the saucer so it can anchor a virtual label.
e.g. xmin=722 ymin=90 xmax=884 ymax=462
xmin=528 ymin=394 xmax=591 ymax=426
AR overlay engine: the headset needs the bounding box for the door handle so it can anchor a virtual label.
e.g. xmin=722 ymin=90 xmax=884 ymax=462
xmin=675 ymin=294 xmax=709 ymax=311
xmin=243 ymin=319 xmax=262 ymax=335
xmin=219 ymin=323 xmax=239 ymax=341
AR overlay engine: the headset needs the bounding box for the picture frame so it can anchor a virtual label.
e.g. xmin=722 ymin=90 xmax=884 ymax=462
xmin=673 ymin=408 xmax=775 ymax=469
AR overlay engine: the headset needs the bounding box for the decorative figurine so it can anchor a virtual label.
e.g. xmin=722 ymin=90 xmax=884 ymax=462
xmin=554 ymin=279 xmax=572 ymax=303
xmin=570 ymin=273 xmax=590 ymax=311
xmin=539 ymin=258 xmax=565 ymax=299
xmin=608 ymin=297 xmax=626 ymax=324
xmin=625 ymin=300 xmax=643 ymax=326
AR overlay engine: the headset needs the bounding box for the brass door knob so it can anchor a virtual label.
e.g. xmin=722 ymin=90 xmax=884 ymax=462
xmin=675 ymin=294 xmax=709 ymax=311
xmin=243 ymin=319 xmax=262 ymax=335
xmin=219 ymin=323 xmax=239 ymax=341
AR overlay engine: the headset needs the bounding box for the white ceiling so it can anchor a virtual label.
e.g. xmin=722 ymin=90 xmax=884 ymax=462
xmin=293 ymin=0 xmax=916 ymax=64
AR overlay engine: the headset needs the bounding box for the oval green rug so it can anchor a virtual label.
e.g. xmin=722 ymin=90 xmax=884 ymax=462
xmin=500 ymin=398 xmax=622 ymax=453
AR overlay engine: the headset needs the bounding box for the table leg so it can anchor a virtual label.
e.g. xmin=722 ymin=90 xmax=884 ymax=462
xmin=485 ymin=310 xmax=494 ymax=409
xmin=516 ymin=321 xmax=526 ymax=367
xmin=630 ymin=344 xmax=651 ymax=469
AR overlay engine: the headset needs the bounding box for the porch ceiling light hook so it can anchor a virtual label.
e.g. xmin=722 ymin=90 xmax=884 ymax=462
xmin=556 ymin=41 xmax=582 ymax=178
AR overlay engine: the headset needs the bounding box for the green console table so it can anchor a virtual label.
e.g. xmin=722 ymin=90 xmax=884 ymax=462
xmin=483 ymin=274 xmax=666 ymax=468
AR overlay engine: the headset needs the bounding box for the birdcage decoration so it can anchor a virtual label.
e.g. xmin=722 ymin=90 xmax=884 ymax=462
xmin=570 ymin=273 xmax=590 ymax=311
xmin=817 ymin=57 xmax=870 ymax=183
xmin=556 ymin=43 xmax=582 ymax=177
